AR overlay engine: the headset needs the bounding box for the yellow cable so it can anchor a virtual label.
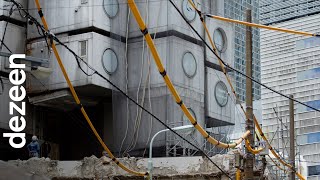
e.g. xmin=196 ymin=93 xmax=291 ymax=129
xmin=236 ymin=168 xmax=241 ymax=180
xmin=128 ymin=0 xmax=249 ymax=149
xmin=34 ymin=0 xmax=148 ymax=177
xmin=187 ymin=1 xmax=305 ymax=179
xmin=254 ymin=117 xmax=305 ymax=180
xmin=206 ymin=14 xmax=317 ymax=37
xmin=245 ymin=139 xmax=264 ymax=155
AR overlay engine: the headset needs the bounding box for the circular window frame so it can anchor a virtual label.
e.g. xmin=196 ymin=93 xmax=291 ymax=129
xmin=214 ymin=81 xmax=229 ymax=107
xmin=182 ymin=51 xmax=197 ymax=78
xmin=181 ymin=0 xmax=196 ymax=22
xmin=213 ymin=28 xmax=228 ymax=53
xmin=182 ymin=108 xmax=197 ymax=126
xmin=103 ymin=0 xmax=119 ymax=19
xmin=102 ymin=48 xmax=118 ymax=75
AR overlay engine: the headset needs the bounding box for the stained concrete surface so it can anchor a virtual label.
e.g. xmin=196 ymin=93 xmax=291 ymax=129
xmin=0 ymin=160 xmax=50 ymax=180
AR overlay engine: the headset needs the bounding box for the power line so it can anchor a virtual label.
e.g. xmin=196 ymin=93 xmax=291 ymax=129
xmin=0 ymin=3 xmax=15 ymax=95
xmin=53 ymin=34 xmax=233 ymax=180
xmin=11 ymin=1 xmax=232 ymax=178
xmin=167 ymin=0 xmax=320 ymax=115
xmin=0 ymin=4 xmax=15 ymax=52
xmin=169 ymin=1 xmax=304 ymax=179
xmin=0 ymin=3 xmax=15 ymax=54
xmin=0 ymin=38 xmax=12 ymax=53
xmin=1 ymin=0 xmax=170 ymax=11
xmin=128 ymin=0 xmax=250 ymax=149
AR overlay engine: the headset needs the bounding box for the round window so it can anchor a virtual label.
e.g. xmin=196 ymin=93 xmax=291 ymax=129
xmin=103 ymin=0 xmax=119 ymax=18
xmin=182 ymin=0 xmax=196 ymax=22
xmin=215 ymin=81 xmax=228 ymax=107
xmin=183 ymin=108 xmax=196 ymax=125
xmin=213 ymin=28 xmax=226 ymax=52
xmin=102 ymin=49 xmax=118 ymax=75
xmin=182 ymin=52 xmax=197 ymax=78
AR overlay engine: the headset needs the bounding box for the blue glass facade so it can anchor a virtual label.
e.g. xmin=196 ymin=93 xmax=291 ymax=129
xmin=296 ymin=36 xmax=320 ymax=50
xmin=307 ymin=132 xmax=320 ymax=144
xmin=298 ymin=100 xmax=320 ymax=112
xmin=224 ymin=0 xmax=261 ymax=102
xmin=308 ymin=165 xmax=320 ymax=176
xmin=297 ymin=67 xmax=320 ymax=81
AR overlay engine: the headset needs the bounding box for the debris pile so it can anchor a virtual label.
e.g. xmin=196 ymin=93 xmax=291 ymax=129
xmin=6 ymin=152 xmax=239 ymax=179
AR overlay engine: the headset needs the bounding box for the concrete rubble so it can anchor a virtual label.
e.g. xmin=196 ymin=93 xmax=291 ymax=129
xmin=5 ymin=152 xmax=238 ymax=180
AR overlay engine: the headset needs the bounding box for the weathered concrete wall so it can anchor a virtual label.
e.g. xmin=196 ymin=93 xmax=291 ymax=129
xmin=8 ymin=154 xmax=236 ymax=179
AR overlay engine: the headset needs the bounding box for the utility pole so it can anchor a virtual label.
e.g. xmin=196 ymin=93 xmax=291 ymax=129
xmin=244 ymin=9 xmax=254 ymax=180
xmin=289 ymin=95 xmax=295 ymax=180
xmin=277 ymin=125 xmax=281 ymax=178
xmin=203 ymin=14 xmax=208 ymax=156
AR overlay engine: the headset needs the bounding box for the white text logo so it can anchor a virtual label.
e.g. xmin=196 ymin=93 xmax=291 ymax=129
xmin=3 ymin=54 xmax=26 ymax=148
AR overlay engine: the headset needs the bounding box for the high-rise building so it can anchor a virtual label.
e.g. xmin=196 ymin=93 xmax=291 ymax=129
xmin=224 ymin=0 xmax=261 ymax=102
xmin=260 ymin=0 xmax=320 ymax=25
xmin=260 ymin=11 xmax=320 ymax=180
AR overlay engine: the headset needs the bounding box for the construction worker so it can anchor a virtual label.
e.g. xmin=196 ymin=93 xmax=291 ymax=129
xmin=27 ymin=135 xmax=40 ymax=158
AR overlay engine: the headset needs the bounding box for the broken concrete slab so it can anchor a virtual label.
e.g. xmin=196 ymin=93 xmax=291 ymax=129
xmin=6 ymin=153 xmax=238 ymax=179
xmin=0 ymin=160 xmax=50 ymax=180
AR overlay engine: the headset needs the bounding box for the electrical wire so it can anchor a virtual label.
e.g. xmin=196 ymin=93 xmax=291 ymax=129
xmin=273 ymin=107 xmax=290 ymax=159
xmin=99 ymin=69 xmax=230 ymax=176
xmin=184 ymin=0 xmax=258 ymax=149
xmin=131 ymin=0 xmax=152 ymax=154
xmin=7 ymin=2 xmax=304 ymax=177
xmin=180 ymin=1 xmax=305 ymax=179
xmin=142 ymin=0 xmax=163 ymax=156
xmin=124 ymin=0 xmax=150 ymax=155
xmin=183 ymin=0 xmax=320 ymax=115
xmin=55 ymin=27 xmax=234 ymax=180
xmin=0 ymin=39 xmax=12 ymax=53
xmin=0 ymin=4 xmax=15 ymax=51
xmin=0 ymin=3 xmax=14 ymax=96
xmin=23 ymin=0 xmax=148 ymax=176
xmin=182 ymin=4 xmax=245 ymax=148
xmin=185 ymin=6 xmax=251 ymax=153
xmin=1 ymin=0 xmax=171 ymax=11
xmin=128 ymin=0 xmax=250 ymax=149
xmin=132 ymin=0 xmax=150 ymax=152
xmin=205 ymin=14 xmax=320 ymax=37
xmin=13 ymin=1 xmax=233 ymax=178
xmin=18 ymin=0 xmax=306 ymax=179
xmin=267 ymin=155 xmax=288 ymax=173
xmin=119 ymin=7 xmax=131 ymax=157
xmin=142 ymin=50 xmax=153 ymax=157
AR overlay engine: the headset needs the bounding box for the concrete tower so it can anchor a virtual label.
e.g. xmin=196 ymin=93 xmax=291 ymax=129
xmin=0 ymin=0 xmax=238 ymax=160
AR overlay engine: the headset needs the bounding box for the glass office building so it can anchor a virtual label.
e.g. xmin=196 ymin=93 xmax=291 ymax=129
xmin=260 ymin=11 xmax=320 ymax=180
xmin=260 ymin=0 xmax=320 ymax=25
xmin=224 ymin=0 xmax=261 ymax=102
